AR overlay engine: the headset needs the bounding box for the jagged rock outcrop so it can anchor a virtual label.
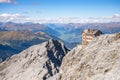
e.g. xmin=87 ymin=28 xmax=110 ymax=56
xmin=0 ymin=39 xmax=69 ymax=80
xmin=0 ymin=30 xmax=60 ymax=61
xmin=55 ymin=33 xmax=120 ymax=80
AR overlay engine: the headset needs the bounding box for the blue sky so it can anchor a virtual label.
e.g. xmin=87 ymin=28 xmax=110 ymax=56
xmin=0 ymin=0 xmax=120 ymax=23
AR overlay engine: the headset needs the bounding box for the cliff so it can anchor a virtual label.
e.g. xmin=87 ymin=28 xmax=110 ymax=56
xmin=0 ymin=39 xmax=69 ymax=80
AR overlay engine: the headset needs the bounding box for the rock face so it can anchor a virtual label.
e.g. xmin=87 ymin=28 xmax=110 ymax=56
xmin=1 ymin=33 xmax=120 ymax=80
xmin=56 ymin=33 xmax=120 ymax=80
xmin=0 ymin=39 xmax=69 ymax=80
xmin=0 ymin=30 xmax=60 ymax=61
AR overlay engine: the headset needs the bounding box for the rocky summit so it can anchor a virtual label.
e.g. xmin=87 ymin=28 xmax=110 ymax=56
xmin=0 ymin=39 xmax=69 ymax=80
xmin=0 ymin=33 xmax=120 ymax=80
xmin=0 ymin=30 xmax=60 ymax=61
xmin=55 ymin=33 xmax=120 ymax=80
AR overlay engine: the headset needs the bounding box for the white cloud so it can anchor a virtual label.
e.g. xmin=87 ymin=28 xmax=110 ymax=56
xmin=1 ymin=13 xmax=20 ymax=17
xmin=88 ymin=14 xmax=120 ymax=23
xmin=0 ymin=13 xmax=25 ymax=22
xmin=0 ymin=0 xmax=16 ymax=4
xmin=0 ymin=13 xmax=120 ymax=23
xmin=103 ymin=14 xmax=120 ymax=22
xmin=109 ymin=14 xmax=120 ymax=19
xmin=0 ymin=0 xmax=11 ymax=3
xmin=56 ymin=17 xmax=80 ymax=23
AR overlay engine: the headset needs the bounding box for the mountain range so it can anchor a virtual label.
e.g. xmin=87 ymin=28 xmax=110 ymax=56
xmin=0 ymin=22 xmax=60 ymax=37
xmin=1 ymin=22 xmax=120 ymax=43
xmin=0 ymin=32 xmax=120 ymax=80
xmin=0 ymin=22 xmax=120 ymax=61
xmin=46 ymin=22 xmax=120 ymax=42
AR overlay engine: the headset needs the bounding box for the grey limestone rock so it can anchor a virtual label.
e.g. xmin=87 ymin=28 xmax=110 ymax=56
xmin=55 ymin=33 xmax=120 ymax=80
xmin=0 ymin=39 xmax=69 ymax=80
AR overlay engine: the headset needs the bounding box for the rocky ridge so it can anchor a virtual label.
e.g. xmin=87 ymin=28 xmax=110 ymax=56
xmin=0 ymin=39 xmax=69 ymax=80
xmin=0 ymin=33 xmax=120 ymax=80
xmin=0 ymin=30 xmax=60 ymax=61
xmin=55 ymin=33 xmax=120 ymax=80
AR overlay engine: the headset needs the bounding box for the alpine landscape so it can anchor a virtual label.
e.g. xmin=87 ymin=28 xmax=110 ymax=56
xmin=0 ymin=0 xmax=120 ymax=80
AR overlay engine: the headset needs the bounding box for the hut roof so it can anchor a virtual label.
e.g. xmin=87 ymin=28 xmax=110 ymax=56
xmin=83 ymin=29 xmax=102 ymax=35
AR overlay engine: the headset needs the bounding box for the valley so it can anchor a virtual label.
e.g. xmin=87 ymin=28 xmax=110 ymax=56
xmin=0 ymin=22 xmax=120 ymax=62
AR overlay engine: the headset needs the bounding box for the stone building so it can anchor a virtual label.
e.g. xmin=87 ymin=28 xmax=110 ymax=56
xmin=82 ymin=29 xmax=103 ymax=45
